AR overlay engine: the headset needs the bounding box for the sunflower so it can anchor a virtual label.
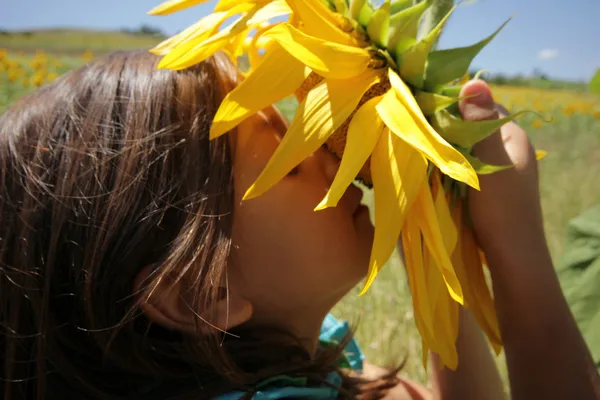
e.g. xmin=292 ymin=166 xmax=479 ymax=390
xmin=149 ymin=0 xmax=536 ymax=369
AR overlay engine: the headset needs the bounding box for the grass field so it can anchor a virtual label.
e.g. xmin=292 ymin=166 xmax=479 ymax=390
xmin=2 ymin=43 xmax=600 ymax=387
xmin=0 ymin=29 xmax=163 ymax=54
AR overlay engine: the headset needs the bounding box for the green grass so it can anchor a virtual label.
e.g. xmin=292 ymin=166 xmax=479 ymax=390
xmin=0 ymin=29 xmax=164 ymax=54
xmin=2 ymin=50 xmax=600 ymax=388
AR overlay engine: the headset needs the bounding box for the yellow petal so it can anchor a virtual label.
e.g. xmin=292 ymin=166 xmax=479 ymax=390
xmin=157 ymin=15 xmax=246 ymax=70
xmin=423 ymin=250 xmax=447 ymax=365
xmin=451 ymin=203 xmax=502 ymax=353
xmin=246 ymin=25 xmax=277 ymax=70
xmin=360 ymin=129 xmax=428 ymax=294
xmin=215 ymin=0 xmax=268 ymax=12
xmin=285 ymin=0 xmax=356 ymax=46
xmin=385 ymin=69 xmax=479 ymax=190
xmin=315 ymin=95 xmax=385 ymax=210
xmin=423 ymin=181 xmax=460 ymax=369
xmin=150 ymin=10 xmax=236 ymax=55
xmin=433 ymin=284 xmax=459 ymax=369
xmin=536 ymin=149 xmax=548 ymax=160
xmin=210 ymin=44 xmax=307 ymax=138
xmin=158 ymin=2 xmax=283 ymax=70
xmin=403 ymin=212 xmax=436 ymax=349
xmin=431 ymin=174 xmax=457 ymax=253
xmin=263 ymin=23 xmax=371 ymax=80
xmin=414 ymin=185 xmax=464 ymax=304
xmin=247 ymin=0 xmax=291 ymax=25
xmin=244 ymin=71 xmax=381 ymax=200
xmin=148 ymin=0 xmax=209 ymax=15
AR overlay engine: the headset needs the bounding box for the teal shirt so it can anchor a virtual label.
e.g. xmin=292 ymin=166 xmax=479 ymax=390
xmin=214 ymin=314 xmax=364 ymax=400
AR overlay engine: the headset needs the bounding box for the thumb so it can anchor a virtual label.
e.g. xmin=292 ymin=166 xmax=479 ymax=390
xmin=458 ymin=80 xmax=509 ymax=166
xmin=459 ymin=79 xmax=498 ymax=122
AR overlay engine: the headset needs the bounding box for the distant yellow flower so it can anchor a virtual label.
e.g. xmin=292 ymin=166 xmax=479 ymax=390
xmin=531 ymin=119 xmax=543 ymax=129
xmin=31 ymin=58 xmax=46 ymax=71
xmin=565 ymin=105 xmax=575 ymax=116
xmin=47 ymin=72 xmax=59 ymax=82
xmin=6 ymin=60 xmax=20 ymax=70
xmin=32 ymin=71 xmax=46 ymax=87
xmin=593 ymin=110 xmax=600 ymax=120
xmin=81 ymin=50 xmax=94 ymax=62
xmin=0 ymin=48 xmax=7 ymax=61
xmin=8 ymin=70 xmax=20 ymax=83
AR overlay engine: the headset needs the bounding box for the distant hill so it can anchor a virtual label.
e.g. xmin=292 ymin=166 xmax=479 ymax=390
xmin=0 ymin=28 xmax=166 ymax=55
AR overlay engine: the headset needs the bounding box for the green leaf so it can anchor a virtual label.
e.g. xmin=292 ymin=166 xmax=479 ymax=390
xmin=431 ymin=109 xmax=528 ymax=148
xmin=367 ymin=0 xmax=391 ymax=47
xmin=424 ymin=18 xmax=511 ymax=91
xmin=390 ymin=0 xmax=414 ymax=14
xmin=397 ymin=4 xmax=455 ymax=88
xmin=557 ymin=204 xmax=600 ymax=369
xmin=388 ymin=0 xmax=433 ymax=55
xmin=458 ymin=148 xmax=513 ymax=175
xmin=414 ymin=91 xmax=458 ymax=115
xmin=590 ymin=68 xmax=600 ymax=96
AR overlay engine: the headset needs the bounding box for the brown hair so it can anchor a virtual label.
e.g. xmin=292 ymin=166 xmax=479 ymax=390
xmin=0 ymin=50 xmax=399 ymax=399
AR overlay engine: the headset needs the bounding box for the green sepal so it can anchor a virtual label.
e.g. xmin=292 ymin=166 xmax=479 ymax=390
xmin=431 ymin=109 xmax=529 ymax=148
xmin=390 ymin=0 xmax=414 ymax=14
xmin=388 ymin=0 xmax=433 ymax=55
xmin=415 ymin=91 xmax=458 ymax=115
xmin=440 ymin=85 xmax=463 ymax=97
xmin=590 ymin=68 xmax=600 ymax=96
xmin=332 ymin=0 xmax=348 ymax=14
xmin=458 ymin=148 xmax=514 ymax=175
xmin=473 ymin=69 xmax=488 ymax=80
xmin=350 ymin=0 xmax=367 ymax=20
xmin=353 ymin=0 xmax=374 ymax=26
xmin=367 ymin=0 xmax=391 ymax=47
xmin=397 ymin=5 xmax=456 ymax=88
xmin=424 ymin=18 xmax=512 ymax=91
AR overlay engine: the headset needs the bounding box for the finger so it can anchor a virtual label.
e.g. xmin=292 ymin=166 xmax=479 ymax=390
xmin=459 ymin=79 xmax=498 ymax=122
xmin=458 ymin=80 xmax=510 ymax=166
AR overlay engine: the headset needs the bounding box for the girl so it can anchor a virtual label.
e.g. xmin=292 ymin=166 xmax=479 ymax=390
xmin=0 ymin=50 xmax=598 ymax=399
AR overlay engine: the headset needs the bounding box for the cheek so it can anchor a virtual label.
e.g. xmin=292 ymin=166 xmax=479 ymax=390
xmin=230 ymin=190 xmax=367 ymax=308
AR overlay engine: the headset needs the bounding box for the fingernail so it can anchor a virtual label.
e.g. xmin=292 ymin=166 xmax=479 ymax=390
xmin=463 ymin=81 xmax=494 ymax=108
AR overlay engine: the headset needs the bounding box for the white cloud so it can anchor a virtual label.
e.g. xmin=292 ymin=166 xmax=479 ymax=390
xmin=537 ymin=49 xmax=559 ymax=60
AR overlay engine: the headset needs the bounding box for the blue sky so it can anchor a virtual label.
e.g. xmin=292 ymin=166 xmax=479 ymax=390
xmin=2 ymin=0 xmax=599 ymax=81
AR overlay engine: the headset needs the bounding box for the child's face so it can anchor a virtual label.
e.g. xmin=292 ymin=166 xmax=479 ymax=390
xmin=228 ymin=105 xmax=374 ymax=333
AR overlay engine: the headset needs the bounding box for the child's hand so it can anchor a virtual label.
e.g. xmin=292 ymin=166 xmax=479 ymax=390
xmin=459 ymin=80 xmax=548 ymax=265
xmin=458 ymin=80 xmax=600 ymax=400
